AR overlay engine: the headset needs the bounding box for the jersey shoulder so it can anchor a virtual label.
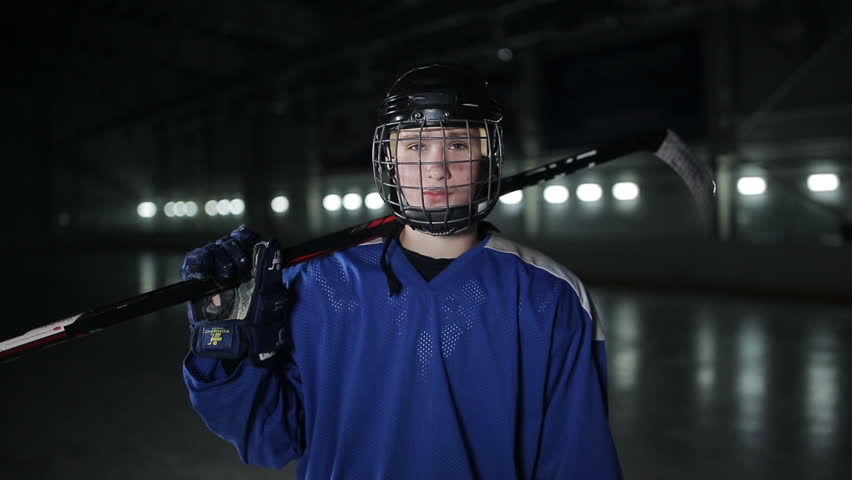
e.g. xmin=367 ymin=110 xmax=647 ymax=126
xmin=483 ymin=234 xmax=593 ymax=317
xmin=282 ymin=237 xmax=385 ymax=286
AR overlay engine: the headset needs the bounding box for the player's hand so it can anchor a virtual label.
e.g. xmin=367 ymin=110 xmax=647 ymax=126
xmin=181 ymin=225 xmax=260 ymax=322
xmin=180 ymin=226 xmax=291 ymax=365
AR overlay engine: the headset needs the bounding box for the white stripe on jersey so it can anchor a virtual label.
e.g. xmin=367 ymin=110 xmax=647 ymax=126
xmin=358 ymin=237 xmax=384 ymax=247
xmin=485 ymin=235 xmax=605 ymax=341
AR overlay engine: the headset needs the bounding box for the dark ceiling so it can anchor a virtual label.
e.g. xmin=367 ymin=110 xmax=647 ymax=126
xmin=8 ymin=0 xmax=844 ymax=149
xmin=11 ymin=1 xmax=705 ymax=143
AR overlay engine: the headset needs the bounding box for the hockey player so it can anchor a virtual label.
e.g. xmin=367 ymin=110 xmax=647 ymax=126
xmin=181 ymin=64 xmax=623 ymax=479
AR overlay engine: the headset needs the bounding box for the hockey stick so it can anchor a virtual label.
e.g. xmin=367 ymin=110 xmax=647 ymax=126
xmin=0 ymin=129 xmax=714 ymax=364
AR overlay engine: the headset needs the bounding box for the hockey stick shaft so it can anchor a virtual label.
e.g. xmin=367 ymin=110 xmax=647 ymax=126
xmin=0 ymin=129 xmax=713 ymax=363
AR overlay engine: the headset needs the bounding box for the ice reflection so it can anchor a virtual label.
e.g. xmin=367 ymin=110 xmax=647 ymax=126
xmin=138 ymin=252 xmax=158 ymax=327
xmin=735 ymin=314 xmax=768 ymax=445
xmin=805 ymin=323 xmax=838 ymax=454
xmin=609 ymin=297 xmax=641 ymax=393
xmin=694 ymin=310 xmax=716 ymax=422
xmin=138 ymin=252 xmax=157 ymax=294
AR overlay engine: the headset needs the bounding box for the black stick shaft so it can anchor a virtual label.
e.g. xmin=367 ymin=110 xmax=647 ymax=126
xmin=0 ymin=129 xmax=681 ymax=363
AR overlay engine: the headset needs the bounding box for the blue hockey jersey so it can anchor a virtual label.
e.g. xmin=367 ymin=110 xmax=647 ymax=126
xmin=183 ymin=232 xmax=622 ymax=479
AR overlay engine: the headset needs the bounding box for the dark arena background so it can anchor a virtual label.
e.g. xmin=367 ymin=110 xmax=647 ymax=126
xmin=3 ymin=1 xmax=851 ymax=479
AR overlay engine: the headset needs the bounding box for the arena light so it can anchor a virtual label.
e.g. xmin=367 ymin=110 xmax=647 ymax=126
xmin=543 ymin=185 xmax=569 ymax=204
xmin=229 ymin=198 xmax=245 ymax=215
xmin=271 ymin=196 xmax=289 ymax=213
xmin=807 ymin=173 xmax=839 ymax=192
xmin=205 ymin=200 xmax=218 ymax=216
xmin=136 ymin=202 xmax=157 ymax=218
xmin=612 ymin=182 xmax=639 ymax=201
xmin=323 ymin=194 xmax=342 ymax=212
xmin=576 ymin=183 xmax=603 ymax=202
xmin=163 ymin=201 xmax=176 ymax=218
xmin=216 ymin=199 xmax=231 ymax=215
xmin=342 ymin=193 xmax=362 ymax=211
xmin=185 ymin=201 xmax=198 ymax=217
xmin=737 ymin=177 xmax=766 ymax=196
xmin=499 ymin=190 xmax=523 ymax=205
xmin=173 ymin=201 xmax=187 ymax=217
xmin=364 ymin=192 xmax=384 ymax=210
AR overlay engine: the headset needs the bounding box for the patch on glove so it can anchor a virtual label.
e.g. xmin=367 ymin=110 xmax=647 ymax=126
xmin=190 ymin=320 xmax=248 ymax=359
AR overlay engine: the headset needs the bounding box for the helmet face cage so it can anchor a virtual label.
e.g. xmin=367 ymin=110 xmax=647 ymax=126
xmin=372 ymin=116 xmax=503 ymax=236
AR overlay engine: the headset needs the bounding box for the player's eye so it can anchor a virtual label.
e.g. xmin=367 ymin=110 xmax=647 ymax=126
xmin=447 ymin=142 xmax=468 ymax=150
xmin=405 ymin=143 xmax=425 ymax=152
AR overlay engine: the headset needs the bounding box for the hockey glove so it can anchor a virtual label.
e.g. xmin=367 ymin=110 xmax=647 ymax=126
xmin=180 ymin=226 xmax=290 ymax=365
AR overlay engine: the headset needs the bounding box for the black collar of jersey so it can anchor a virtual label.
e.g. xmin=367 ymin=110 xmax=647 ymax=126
xmin=380 ymin=221 xmax=500 ymax=295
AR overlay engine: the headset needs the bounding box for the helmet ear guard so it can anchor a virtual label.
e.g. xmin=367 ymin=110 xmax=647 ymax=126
xmin=372 ymin=64 xmax=504 ymax=236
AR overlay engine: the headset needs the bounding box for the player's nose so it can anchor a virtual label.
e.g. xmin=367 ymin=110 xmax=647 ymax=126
xmin=424 ymin=157 xmax=449 ymax=180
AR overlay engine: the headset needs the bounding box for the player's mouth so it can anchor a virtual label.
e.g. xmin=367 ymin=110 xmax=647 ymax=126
xmin=423 ymin=190 xmax=448 ymax=198
xmin=422 ymin=190 xmax=452 ymax=205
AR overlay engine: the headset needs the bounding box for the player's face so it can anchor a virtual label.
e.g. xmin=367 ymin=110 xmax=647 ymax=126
xmin=394 ymin=127 xmax=486 ymax=208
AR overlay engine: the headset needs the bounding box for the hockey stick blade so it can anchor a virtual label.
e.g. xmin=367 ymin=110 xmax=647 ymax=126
xmin=0 ymin=129 xmax=714 ymax=364
xmin=654 ymin=130 xmax=717 ymax=227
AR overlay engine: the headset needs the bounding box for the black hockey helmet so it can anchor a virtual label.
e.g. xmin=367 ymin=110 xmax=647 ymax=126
xmin=372 ymin=64 xmax=504 ymax=236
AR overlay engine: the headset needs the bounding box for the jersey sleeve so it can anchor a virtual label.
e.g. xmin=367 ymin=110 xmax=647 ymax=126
xmin=534 ymin=285 xmax=623 ymax=479
xmin=183 ymin=353 xmax=305 ymax=469
xmin=182 ymin=265 xmax=309 ymax=469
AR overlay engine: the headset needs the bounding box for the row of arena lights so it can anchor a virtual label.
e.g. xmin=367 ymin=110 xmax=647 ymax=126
xmin=737 ymin=173 xmax=840 ymax=195
xmin=137 ymin=199 xmax=247 ymax=218
xmin=137 ymin=198 xmax=256 ymax=218
xmin=534 ymin=173 xmax=841 ymax=205
xmin=512 ymin=182 xmax=641 ymax=205
xmin=136 ymin=194 xmax=381 ymax=218
xmin=136 ymin=174 xmax=840 ymax=217
xmin=322 ymin=192 xmax=385 ymax=212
